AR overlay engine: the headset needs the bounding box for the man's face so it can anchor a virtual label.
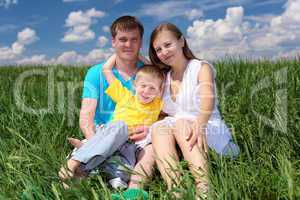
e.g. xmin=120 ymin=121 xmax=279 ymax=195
xmin=112 ymin=28 xmax=142 ymax=62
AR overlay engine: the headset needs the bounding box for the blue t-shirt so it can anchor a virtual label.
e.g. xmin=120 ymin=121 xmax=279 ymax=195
xmin=82 ymin=61 xmax=144 ymax=125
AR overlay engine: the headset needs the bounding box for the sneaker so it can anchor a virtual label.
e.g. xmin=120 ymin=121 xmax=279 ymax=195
xmin=109 ymin=177 xmax=128 ymax=189
xmin=111 ymin=188 xmax=149 ymax=200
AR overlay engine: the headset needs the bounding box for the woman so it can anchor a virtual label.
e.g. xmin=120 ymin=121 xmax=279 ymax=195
xmin=149 ymin=23 xmax=239 ymax=198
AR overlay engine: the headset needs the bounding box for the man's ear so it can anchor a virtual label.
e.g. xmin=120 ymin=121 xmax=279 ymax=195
xmin=112 ymin=37 xmax=116 ymax=48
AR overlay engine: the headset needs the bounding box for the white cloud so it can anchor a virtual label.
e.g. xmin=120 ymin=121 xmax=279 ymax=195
xmin=244 ymin=14 xmax=276 ymax=24
xmin=187 ymin=6 xmax=248 ymax=59
xmin=63 ymin=0 xmax=87 ymax=2
xmin=185 ymin=9 xmax=203 ymax=20
xmin=17 ymin=54 xmax=48 ymax=65
xmin=62 ymin=8 xmax=106 ymax=43
xmin=249 ymin=0 xmax=300 ymax=50
xmin=97 ymin=36 xmax=108 ymax=47
xmin=0 ymin=24 xmax=18 ymax=33
xmin=55 ymin=48 xmax=113 ymax=65
xmin=0 ymin=27 xmax=38 ymax=62
xmin=186 ymin=0 xmax=300 ymax=59
xmin=56 ymin=51 xmax=79 ymax=64
xmin=102 ymin=25 xmax=110 ymax=33
xmin=113 ymin=0 xmax=124 ymax=4
xmin=277 ymin=49 xmax=300 ymax=58
xmin=17 ymin=28 xmax=39 ymax=45
xmin=138 ymin=1 xmax=203 ymax=20
xmin=0 ymin=46 xmax=19 ymax=60
xmin=11 ymin=42 xmax=24 ymax=55
xmin=15 ymin=47 xmax=114 ymax=66
xmin=0 ymin=25 xmax=112 ymax=65
xmin=0 ymin=0 xmax=17 ymax=8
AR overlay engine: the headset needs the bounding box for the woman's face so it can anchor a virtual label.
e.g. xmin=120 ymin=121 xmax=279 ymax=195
xmin=152 ymin=30 xmax=184 ymax=66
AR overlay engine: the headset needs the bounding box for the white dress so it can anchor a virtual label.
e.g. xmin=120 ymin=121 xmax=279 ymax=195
xmin=152 ymin=59 xmax=232 ymax=153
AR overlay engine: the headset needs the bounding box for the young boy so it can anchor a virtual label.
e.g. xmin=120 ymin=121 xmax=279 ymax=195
xmin=59 ymin=55 xmax=164 ymax=188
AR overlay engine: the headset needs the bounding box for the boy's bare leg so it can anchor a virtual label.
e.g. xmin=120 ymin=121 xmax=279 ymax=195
xmin=128 ymin=144 xmax=155 ymax=188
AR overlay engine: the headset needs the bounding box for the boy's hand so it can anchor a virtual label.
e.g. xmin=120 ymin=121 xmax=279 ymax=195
xmin=128 ymin=126 xmax=149 ymax=141
xmin=103 ymin=54 xmax=117 ymax=84
xmin=103 ymin=54 xmax=116 ymax=70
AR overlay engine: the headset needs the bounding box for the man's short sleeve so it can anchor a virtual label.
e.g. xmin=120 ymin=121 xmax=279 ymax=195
xmin=82 ymin=65 xmax=101 ymax=99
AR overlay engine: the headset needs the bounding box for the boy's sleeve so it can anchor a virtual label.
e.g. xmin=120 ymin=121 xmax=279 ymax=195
xmin=105 ymin=79 xmax=132 ymax=103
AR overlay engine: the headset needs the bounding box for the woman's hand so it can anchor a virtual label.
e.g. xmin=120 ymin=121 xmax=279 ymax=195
xmin=187 ymin=120 xmax=208 ymax=152
xmin=175 ymin=118 xmax=193 ymax=141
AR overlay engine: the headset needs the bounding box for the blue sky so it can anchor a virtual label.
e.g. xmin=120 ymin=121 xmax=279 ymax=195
xmin=0 ymin=0 xmax=299 ymax=65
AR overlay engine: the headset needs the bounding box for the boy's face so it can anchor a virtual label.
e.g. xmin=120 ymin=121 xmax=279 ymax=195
xmin=112 ymin=28 xmax=142 ymax=62
xmin=134 ymin=74 xmax=162 ymax=104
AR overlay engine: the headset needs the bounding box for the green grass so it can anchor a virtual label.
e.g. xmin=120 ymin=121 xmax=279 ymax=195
xmin=0 ymin=59 xmax=299 ymax=199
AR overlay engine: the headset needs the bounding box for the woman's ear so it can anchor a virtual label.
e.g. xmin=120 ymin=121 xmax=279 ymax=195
xmin=179 ymin=36 xmax=185 ymax=48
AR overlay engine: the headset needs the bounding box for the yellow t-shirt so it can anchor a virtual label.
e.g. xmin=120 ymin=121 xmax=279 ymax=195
xmin=105 ymin=79 xmax=163 ymax=127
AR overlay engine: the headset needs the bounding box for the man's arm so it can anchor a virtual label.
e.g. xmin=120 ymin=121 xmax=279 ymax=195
xmin=79 ymin=98 xmax=98 ymax=140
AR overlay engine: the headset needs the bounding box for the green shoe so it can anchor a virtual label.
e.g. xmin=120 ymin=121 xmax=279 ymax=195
xmin=111 ymin=193 xmax=121 ymax=200
xmin=111 ymin=188 xmax=148 ymax=200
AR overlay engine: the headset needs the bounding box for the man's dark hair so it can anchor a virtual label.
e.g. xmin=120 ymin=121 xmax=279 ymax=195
xmin=110 ymin=15 xmax=144 ymax=38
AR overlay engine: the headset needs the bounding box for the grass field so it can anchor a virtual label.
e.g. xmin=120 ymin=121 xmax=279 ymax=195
xmin=0 ymin=59 xmax=299 ymax=199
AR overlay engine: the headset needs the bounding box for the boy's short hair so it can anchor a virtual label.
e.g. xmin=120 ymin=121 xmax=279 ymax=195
xmin=111 ymin=15 xmax=144 ymax=38
xmin=136 ymin=65 xmax=165 ymax=86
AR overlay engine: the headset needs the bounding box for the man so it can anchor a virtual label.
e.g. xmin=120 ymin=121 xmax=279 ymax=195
xmin=79 ymin=15 xmax=154 ymax=195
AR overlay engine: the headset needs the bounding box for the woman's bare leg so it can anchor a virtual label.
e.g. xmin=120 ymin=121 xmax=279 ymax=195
xmin=151 ymin=124 xmax=180 ymax=189
xmin=173 ymin=120 xmax=208 ymax=194
xmin=128 ymin=144 xmax=155 ymax=188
